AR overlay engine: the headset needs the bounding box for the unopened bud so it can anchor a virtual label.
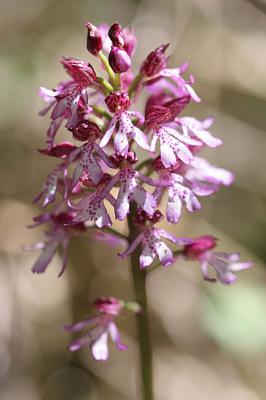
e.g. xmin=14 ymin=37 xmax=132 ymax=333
xmin=109 ymin=46 xmax=131 ymax=73
xmin=108 ymin=22 xmax=124 ymax=48
xmin=39 ymin=142 xmax=77 ymax=158
xmin=141 ymin=44 xmax=169 ymax=77
xmin=123 ymin=27 xmax=137 ymax=56
xmin=85 ymin=22 xmax=103 ymax=55
xmin=61 ymin=57 xmax=97 ymax=86
xmin=70 ymin=120 xmax=101 ymax=141
xmin=183 ymin=236 xmax=217 ymax=260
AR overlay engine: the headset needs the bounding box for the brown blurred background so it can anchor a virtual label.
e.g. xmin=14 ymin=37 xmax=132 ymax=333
xmin=0 ymin=0 xmax=266 ymax=398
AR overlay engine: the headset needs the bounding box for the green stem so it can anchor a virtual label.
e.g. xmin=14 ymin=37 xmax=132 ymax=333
xmin=113 ymin=73 xmax=121 ymax=91
xmin=128 ymin=213 xmax=154 ymax=400
xmin=92 ymin=105 xmax=112 ymax=121
xmin=96 ymin=77 xmax=114 ymax=95
xmin=98 ymin=51 xmax=120 ymax=90
xmin=98 ymin=51 xmax=116 ymax=81
xmin=128 ymin=72 xmax=144 ymax=98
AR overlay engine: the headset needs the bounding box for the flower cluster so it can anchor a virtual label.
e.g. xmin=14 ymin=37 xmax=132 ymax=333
xmin=26 ymin=22 xmax=252 ymax=360
xmin=63 ymin=297 xmax=133 ymax=361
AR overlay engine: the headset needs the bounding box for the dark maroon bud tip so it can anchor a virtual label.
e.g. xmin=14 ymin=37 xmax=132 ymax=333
xmin=108 ymin=46 xmax=131 ymax=74
xmin=108 ymin=22 xmax=125 ymax=48
xmin=85 ymin=22 xmax=103 ymax=55
xmin=141 ymin=43 xmax=169 ymax=77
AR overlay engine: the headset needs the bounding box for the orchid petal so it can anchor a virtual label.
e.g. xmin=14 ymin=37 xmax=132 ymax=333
xmin=68 ymin=336 xmax=91 ymax=352
xmin=160 ymin=142 xmax=177 ymax=168
xmin=118 ymin=232 xmax=144 ymax=258
xmin=200 ymin=260 xmax=216 ymax=283
xmin=132 ymin=186 xmax=156 ymax=216
xmin=114 ymin=128 xmax=129 ymax=155
xmin=94 ymin=143 xmax=116 ymax=168
xmin=109 ymin=322 xmax=128 ymax=351
xmin=157 ymin=229 xmax=193 ymax=245
xmin=51 ymin=98 xmax=68 ymax=120
xmin=150 ymin=135 xmax=158 ymax=153
xmin=166 ymin=191 xmax=182 ymax=223
xmin=58 ymin=236 xmax=70 ymax=277
xmin=140 ymin=243 xmax=155 ymax=268
xmin=174 ymin=141 xmax=193 ymax=164
xmin=91 ymin=332 xmax=109 ymax=361
xmin=63 ymin=316 xmax=101 ymax=332
xmin=31 ymin=239 xmax=59 ymax=274
xmin=132 ymin=127 xmax=150 ymax=150
xmin=154 ymin=241 xmax=173 ymax=267
xmin=100 ymin=117 xmax=117 ymax=148
xmin=127 ymin=110 xmax=145 ymax=125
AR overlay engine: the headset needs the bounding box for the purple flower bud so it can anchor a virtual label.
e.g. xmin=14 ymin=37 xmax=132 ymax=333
xmin=61 ymin=57 xmax=97 ymax=86
xmin=108 ymin=46 xmax=131 ymax=73
xmin=70 ymin=120 xmax=101 ymax=141
xmin=183 ymin=235 xmax=217 ymax=260
xmin=123 ymin=27 xmax=137 ymax=56
xmin=121 ymin=70 xmax=134 ymax=89
xmin=141 ymin=44 xmax=169 ymax=77
xmin=105 ymin=91 xmax=131 ymax=112
xmin=145 ymin=95 xmax=191 ymax=126
xmin=85 ymin=22 xmax=103 ymax=55
xmin=145 ymin=105 xmax=172 ymax=127
xmin=93 ymin=297 xmax=124 ymax=316
xmin=108 ymin=22 xmax=125 ymax=48
xmin=39 ymin=142 xmax=77 ymax=158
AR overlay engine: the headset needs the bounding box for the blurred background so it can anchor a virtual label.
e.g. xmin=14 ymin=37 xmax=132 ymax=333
xmin=0 ymin=0 xmax=266 ymax=398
